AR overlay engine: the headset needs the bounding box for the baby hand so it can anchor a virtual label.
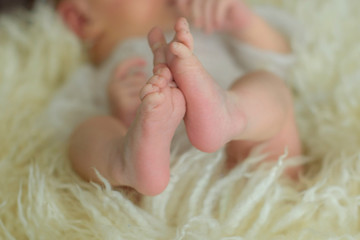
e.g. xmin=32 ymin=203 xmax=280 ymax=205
xmin=108 ymin=57 xmax=148 ymax=127
xmin=174 ymin=0 xmax=252 ymax=34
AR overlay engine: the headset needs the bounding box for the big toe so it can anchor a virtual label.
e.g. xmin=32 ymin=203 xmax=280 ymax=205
xmin=174 ymin=17 xmax=194 ymax=51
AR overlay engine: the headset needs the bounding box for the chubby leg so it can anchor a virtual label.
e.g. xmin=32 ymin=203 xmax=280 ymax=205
xmin=69 ymin=67 xmax=185 ymax=196
xmin=225 ymin=71 xmax=302 ymax=178
xmin=149 ymin=18 xmax=244 ymax=152
xmin=149 ymin=18 xmax=301 ymax=175
xmin=150 ymin=18 xmax=248 ymax=152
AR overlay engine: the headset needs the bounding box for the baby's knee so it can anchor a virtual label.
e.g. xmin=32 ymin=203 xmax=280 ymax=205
xmin=252 ymin=70 xmax=293 ymax=100
xmin=247 ymin=69 xmax=285 ymax=84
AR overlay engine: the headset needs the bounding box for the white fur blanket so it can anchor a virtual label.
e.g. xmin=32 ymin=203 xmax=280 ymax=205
xmin=1 ymin=0 xmax=360 ymax=239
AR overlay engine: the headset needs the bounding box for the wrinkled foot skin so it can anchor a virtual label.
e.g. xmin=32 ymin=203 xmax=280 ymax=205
xmin=120 ymin=56 xmax=185 ymax=196
xmin=152 ymin=18 xmax=245 ymax=152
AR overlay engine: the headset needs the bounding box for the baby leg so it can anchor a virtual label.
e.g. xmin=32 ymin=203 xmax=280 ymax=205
xmin=155 ymin=18 xmax=301 ymax=171
xmin=225 ymin=71 xmax=302 ymax=177
xmin=69 ymin=67 xmax=185 ymax=196
xmin=150 ymin=18 xmax=247 ymax=152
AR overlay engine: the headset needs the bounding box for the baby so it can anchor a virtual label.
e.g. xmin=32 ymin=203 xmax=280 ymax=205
xmin=53 ymin=0 xmax=302 ymax=196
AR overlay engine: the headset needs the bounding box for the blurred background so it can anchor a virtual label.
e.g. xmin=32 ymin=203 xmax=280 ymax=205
xmin=0 ymin=0 xmax=36 ymax=13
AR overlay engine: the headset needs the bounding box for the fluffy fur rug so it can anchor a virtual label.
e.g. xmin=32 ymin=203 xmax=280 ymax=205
xmin=1 ymin=0 xmax=360 ymax=239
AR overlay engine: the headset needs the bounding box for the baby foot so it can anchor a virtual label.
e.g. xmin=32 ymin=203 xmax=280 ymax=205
xmin=108 ymin=58 xmax=148 ymax=127
xmin=121 ymin=66 xmax=185 ymax=196
xmin=165 ymin=18 xmax=246 ymax=152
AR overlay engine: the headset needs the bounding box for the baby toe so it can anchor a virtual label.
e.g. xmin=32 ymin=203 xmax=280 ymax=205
xmin=174 ymin=18 xmax=194 ymax=51
xmin=140 ymin=82 xmax=160 ymax=100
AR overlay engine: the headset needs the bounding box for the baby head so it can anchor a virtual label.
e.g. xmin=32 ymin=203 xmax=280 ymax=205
xmin=56 ymin=0 xmax=177 ymax=64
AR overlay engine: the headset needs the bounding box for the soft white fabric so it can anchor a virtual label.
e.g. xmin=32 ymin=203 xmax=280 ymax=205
xmin=48 ymin=6 xmax=300 ymax=139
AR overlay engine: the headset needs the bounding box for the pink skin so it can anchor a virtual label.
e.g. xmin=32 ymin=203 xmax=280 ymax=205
xmin=70 ymin=44 xmax=185 ymax=196
xmin=119 ymin=65 xmax=185 ymax=195
xmin=66 ymin=0 xmax=300 ymax=195
xmin=148 ymin=18 xmax=302 ymax=180
xmin=70 ymin=63 xmax=185 ymax=196
xmin=106 ymin=0 xmax=252 ymax=153
xmin=149 ymin=18 xmax=245 ymax=152
xmin=105 ymin=64 xmax=185 ymax=195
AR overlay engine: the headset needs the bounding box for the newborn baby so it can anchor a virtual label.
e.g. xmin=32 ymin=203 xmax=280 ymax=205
xmin=51 ymin=0 xmax=302 ymax=195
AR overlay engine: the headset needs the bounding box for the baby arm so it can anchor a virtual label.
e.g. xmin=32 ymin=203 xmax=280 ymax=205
xmin=175 ymin=0 xmax=291 ymax=54
xmin=108 ymin=58 xmax=148 ymax=127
